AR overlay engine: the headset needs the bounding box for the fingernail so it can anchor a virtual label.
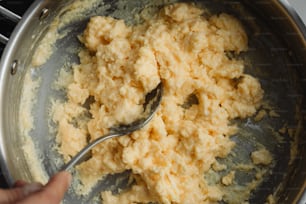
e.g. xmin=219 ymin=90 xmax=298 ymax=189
xmin=14 ymin=180 xmax=28 ymax=188
xmin=22 ymin=182 xmax=43 ymax=196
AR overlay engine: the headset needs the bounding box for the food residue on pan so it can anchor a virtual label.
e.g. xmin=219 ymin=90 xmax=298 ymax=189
xmin=31 ymin=0 xmax=103 ymax=67
xmin=19 ymin=72 xmax=48 ymax=184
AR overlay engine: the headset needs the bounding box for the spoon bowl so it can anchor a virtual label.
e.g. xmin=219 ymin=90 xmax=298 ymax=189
xmin=61 ymin=82 xmax=163 ymax=171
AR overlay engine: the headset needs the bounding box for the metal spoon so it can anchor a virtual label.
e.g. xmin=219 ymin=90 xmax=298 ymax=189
xmin=61 ymin=82 xmax=163 ymax=171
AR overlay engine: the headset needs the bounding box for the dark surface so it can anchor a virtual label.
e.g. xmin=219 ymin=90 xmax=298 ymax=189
xmin=0 ymin=0 xmax=35 ymax=188
xmin=0 ymin=0 xmax=34 ymax=54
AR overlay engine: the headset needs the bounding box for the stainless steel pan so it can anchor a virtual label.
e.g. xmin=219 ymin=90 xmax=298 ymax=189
xmin=0 ymin=0 xmax=305 ymax=203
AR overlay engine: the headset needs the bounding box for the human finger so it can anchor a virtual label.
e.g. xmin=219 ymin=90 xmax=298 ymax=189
xmin=13 ymin=180 xmax=28 ymax=188
xmin=0 ymin=182 xmax=43 ymax=204
xmin=17 ymin=171 xmax=72 ymax=204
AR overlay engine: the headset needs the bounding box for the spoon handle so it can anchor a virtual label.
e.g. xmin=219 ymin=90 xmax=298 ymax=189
xmin=61 ymin=132 xmax=124 ymax=171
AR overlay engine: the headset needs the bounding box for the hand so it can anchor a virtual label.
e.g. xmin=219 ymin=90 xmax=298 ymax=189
xmin=0 ymin=171 xmax=71 ymax=204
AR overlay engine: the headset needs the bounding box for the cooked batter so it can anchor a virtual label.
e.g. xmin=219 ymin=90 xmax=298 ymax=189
xmin=52 ymin=3 xmax=264 ymax=203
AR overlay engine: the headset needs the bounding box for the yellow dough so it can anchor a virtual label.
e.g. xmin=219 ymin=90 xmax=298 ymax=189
xmin=52 ymin=3 xmax=263 ymax=203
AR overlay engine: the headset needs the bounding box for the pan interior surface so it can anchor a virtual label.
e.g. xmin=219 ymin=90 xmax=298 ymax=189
xmin=1 ymin=0 xmax=304 ymax=203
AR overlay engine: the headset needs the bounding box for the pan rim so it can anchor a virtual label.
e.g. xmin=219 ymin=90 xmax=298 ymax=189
xmin=0 ymin=0 xmax=48 ymax=187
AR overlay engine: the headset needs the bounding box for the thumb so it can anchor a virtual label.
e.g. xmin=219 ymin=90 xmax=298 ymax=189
xmin=43 ymin=171 xmax=72 ymax=200
xmin=0 ymin=182 xmax=42 ymax=204
xmin=17 ymin=171 xmax=72 ymax=204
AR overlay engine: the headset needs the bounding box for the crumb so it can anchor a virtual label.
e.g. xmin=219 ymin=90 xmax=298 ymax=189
xmin=251 ymin=149 xmax=273 ymax=165
xmin=221 ymin=171 xmax=235 ymax=186
xmin=212 ymin=162 xmax=227 ymax=171
xmin=269 ymin=110 xmax=280 ymax=118
xmin=254 ymin=109 xmax=267 ymax=121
